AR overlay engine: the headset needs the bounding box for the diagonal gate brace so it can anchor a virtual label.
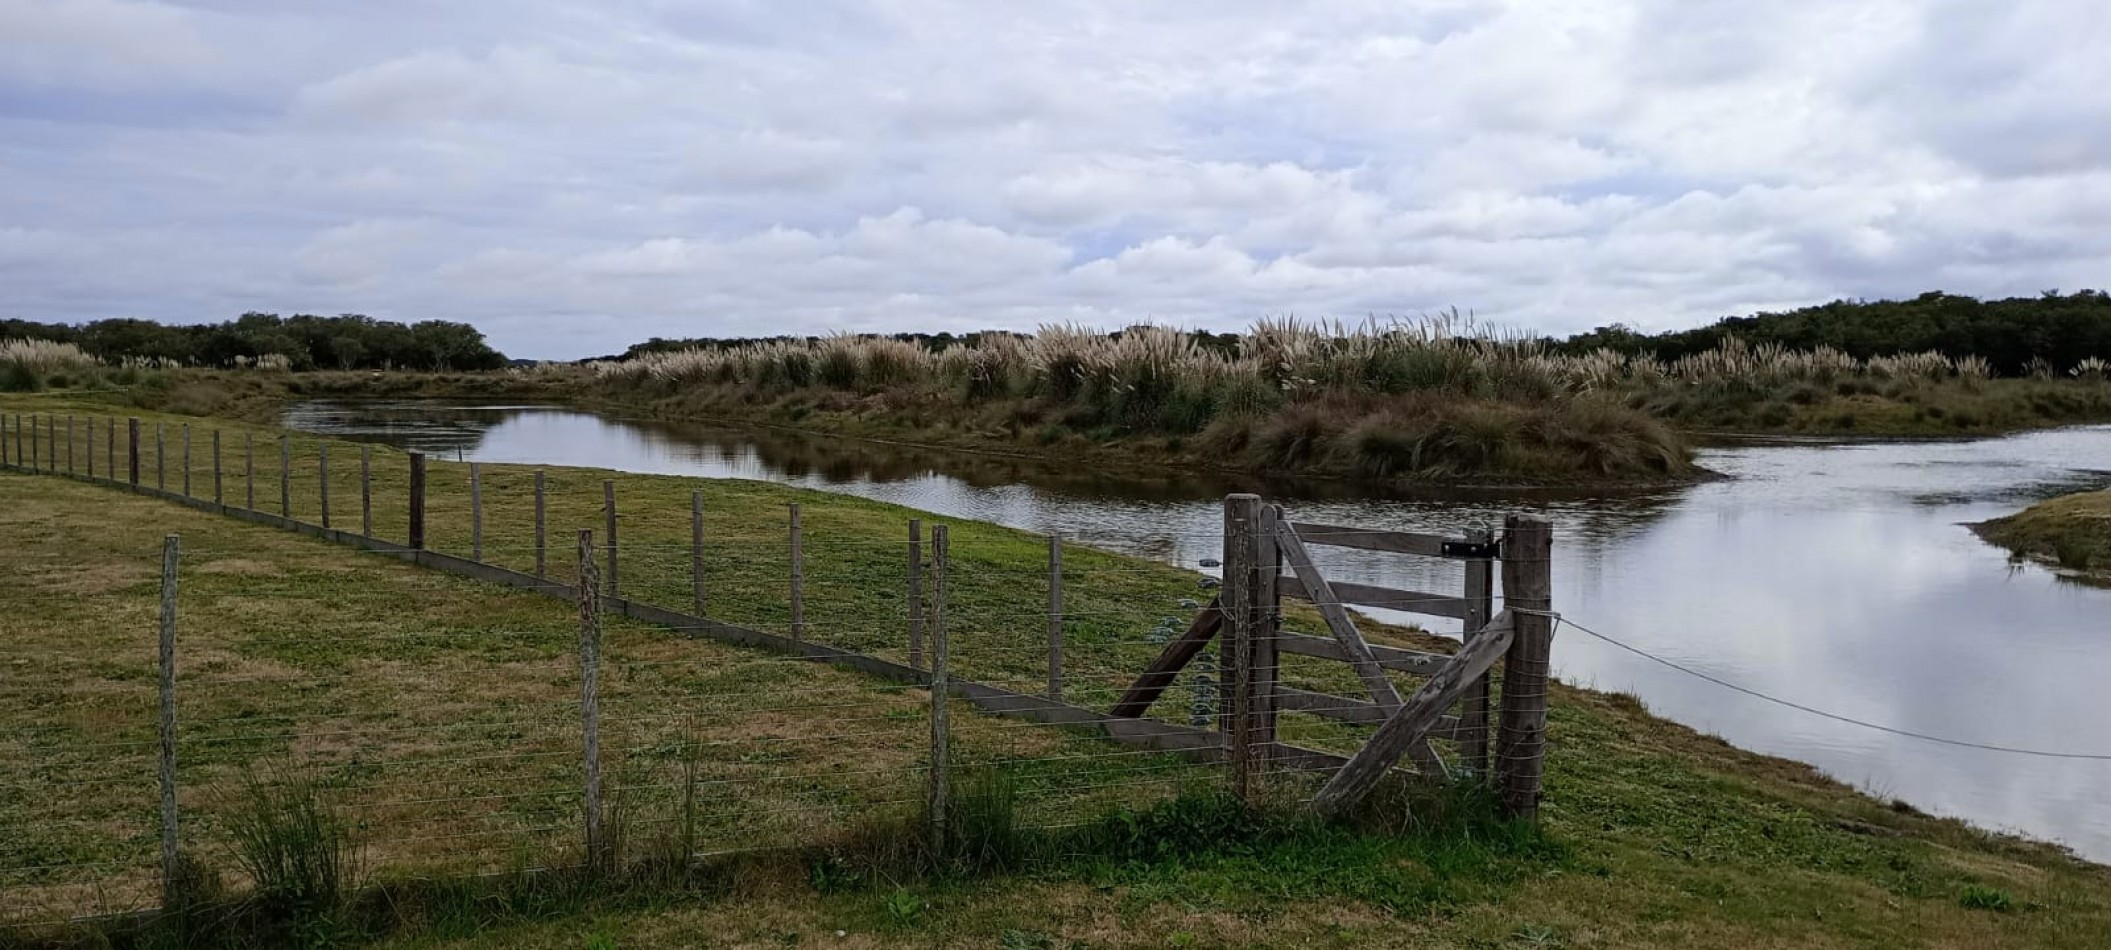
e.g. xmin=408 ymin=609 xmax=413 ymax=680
xmin=1110 ymin=596 xmax=1223 ymax=719
xmin=1310 ymin=611 xmax=1515 ymax=816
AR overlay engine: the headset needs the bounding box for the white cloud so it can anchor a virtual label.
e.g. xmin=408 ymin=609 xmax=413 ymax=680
xmin=0 ymin=0 xmax=2108 ymax=358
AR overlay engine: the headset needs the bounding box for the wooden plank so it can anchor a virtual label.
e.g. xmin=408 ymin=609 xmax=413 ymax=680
xmin=1277 ymin=574 xmax=1472 ymax=619
xmin=1311 ymin=612 xmax=1515 ymax=815
xmin=1277 ymin=686 xmax=1463 ymax=736
xmin=1223 ymin=494 xmax=1258 ymax=798
xmin=1288 ymin=521 xmax=1456 ymax=557
xmin=1108 ymin=598 xmax=1222 ymax=718
xmin=1250 ymin=503 xmax=1281 ymax=773
xmin=1459 ymin=530 xmax=1495 ymax=775
xmin=1276 ymin=521 xmax=1405 ymax=716
xmin=1497 ymin=516 xmax=1555 ymax=820
xmin=1274 ymin=630 xmax=1453 ymax=674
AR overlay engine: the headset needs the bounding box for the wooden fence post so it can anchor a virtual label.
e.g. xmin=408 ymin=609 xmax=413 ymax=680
xmin=243 ymin=433 xmax=254 ymax=509
xmin=179 ymin=424 xmax=189 ymax=495
xmin=603 ymin=480 xmax=618 ymax=598
xmin=157 ymin=534 xmax=182 ymax=905
xmin=1251 ymin=503 xmax=1281 ymax=774
xmin=1222 ymin=495 xmax=1259 ymax=800
xmin=65 ymin=415 xmax=74 ymax=474
xmin=908 ymin=519 xmax=924 ymax=670
xmin=927 ymin=523 xmax=950 ymax=852
xmin=360 ymin=447 xmax=372 ymax=537
xmin=691 ymin=490 xmax=705 ymax=616
xmin=1496 ymin=515 xmax=1554 ymax=820
xmin=1047 ymin=535 xmax=1064 ymax=701
xmin=128 ymin=417 xmax=140 ymax=486
xmin=107 ymin=416 xmax=116 ymax=480
xmin=469 ymin=462 xmax=483 ymax=561
xmin=212 ymin=431 xmax=222 ymax=505
xmin=533 ymin=471 xmax=546 ymax=578
xmin=577 ymin=529 xmax=608 ymax=871
xmin=408 ymin=453 xmax=426 ymax=549
xmin=30 ymin=414 xmax=39 ymax=471
xmin=789 ymin=503 xmax=805 ymax=640
xmin=1459 ymin=528 xmax=1495 ymax=778
xmin=84 ymin=417 xmax=93 ymax=477
xmin=318 ymin=444 xmax=331 ymax=529
xmin=278 ymin=436 xmax=290 ymax=518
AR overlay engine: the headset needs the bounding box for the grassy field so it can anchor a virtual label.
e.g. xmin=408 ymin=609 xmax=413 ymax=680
xmin=1975 ymin=489 xmax=2111 ymax=583
xmin=4 ymin=398 xmax=2111 ymax=947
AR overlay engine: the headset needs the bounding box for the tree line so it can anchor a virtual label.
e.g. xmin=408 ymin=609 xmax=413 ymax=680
xmin=0 ymin=313 xmax=509 ymax=371
xmin=1554 ymin=290 xmax=2111 ymax=375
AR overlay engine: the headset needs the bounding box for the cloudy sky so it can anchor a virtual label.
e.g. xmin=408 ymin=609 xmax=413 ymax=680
xmin=2 ymin=1 xmax=2108 ymax=359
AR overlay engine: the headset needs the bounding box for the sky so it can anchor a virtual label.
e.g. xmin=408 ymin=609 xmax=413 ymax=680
xmin=2 ymin=1 xmax=2108 ymax=360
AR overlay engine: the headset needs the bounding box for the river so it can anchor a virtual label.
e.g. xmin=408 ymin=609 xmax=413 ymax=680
xmin=283 ymin=400 xmax=2111 ymax=861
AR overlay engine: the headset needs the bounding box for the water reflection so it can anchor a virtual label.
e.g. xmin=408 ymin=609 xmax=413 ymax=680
xmin=283 ymin=400 xmax=2111 ymax=861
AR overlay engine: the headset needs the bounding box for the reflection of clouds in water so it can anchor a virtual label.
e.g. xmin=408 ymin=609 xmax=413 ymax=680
xmin=285 ymin=402 xmax=2111 ymax=860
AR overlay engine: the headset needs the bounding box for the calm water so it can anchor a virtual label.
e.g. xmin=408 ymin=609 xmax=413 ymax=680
xmin=284 ymin=400 xmax=2111 ymax=860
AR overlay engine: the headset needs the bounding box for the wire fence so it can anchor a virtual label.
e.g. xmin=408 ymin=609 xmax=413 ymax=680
xmin=0 ymin=411 xmax=1557 ymax=927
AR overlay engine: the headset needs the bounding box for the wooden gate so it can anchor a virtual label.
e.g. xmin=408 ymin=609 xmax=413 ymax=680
xmin=1110 ymin=494 xmax=1555 ymax=818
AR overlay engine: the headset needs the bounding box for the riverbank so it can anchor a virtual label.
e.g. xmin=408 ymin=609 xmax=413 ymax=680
xmin=1976 ymin=489 xmax=2111 ymax=583
xmin=5 ymin=397 xmax=2110 ymax=947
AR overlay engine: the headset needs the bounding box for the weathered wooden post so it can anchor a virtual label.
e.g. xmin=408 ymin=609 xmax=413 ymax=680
xmin=533 ymin=471 xmax=546 ymax=578
xmin=1459 ymin=528 xmax=1496 ymax=777
xmin=908 ymin=519 xmax=923 ymax=669
xmin=408 ymin=452 xmax=427 ymax=550
xmin=469 ymin=462 xmax=483 ymax=561
xmin=277 ymin=436 xmax=290 ymax=518
xmin=84 ymin=417 xmax=94 ymax=477
xmin=690 ymin=490 xmax=705 ymax=616
xmin=211 ymin=431 xmax=223 ymax=505
xmin=577 ymin=529 xmax=608 ymax=871
xmin=157 ymin=534 xmax=182 ymax=905
xmin=319 ymin=444 xmax=331 ymax=529
xmin=107 ymin=416 xmax=116 ymax=479
xmin=602 ymin=480 xmax=618 ymax=598
xmin=926 ymin=523 xmax=950 ymax=852
xmin=30 ymin=413 xmax=39 ymax=471
xmin=1495 ymin=515 xmax=1555 ymax=820
xmin=179 ymin=424 xmax=189 ymax=495
xmin=1047 ymin=535 xmax=1064 ymax=702
xmin=789 ymin=502 xmax=804 ymax=640
xmin=1222 ymin=495 xmax=1259 ymax=800
xmin=361 ymin=447 xmax=373 ymax=537
xmin=128 ymin=417 xmax=141 ymax=486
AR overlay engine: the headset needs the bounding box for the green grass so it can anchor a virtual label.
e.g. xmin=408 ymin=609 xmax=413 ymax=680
xmin=6 ymin=397 xmax=2111 ymax=948
xmin=1975 ymin=489 xmax=2111 ymax=581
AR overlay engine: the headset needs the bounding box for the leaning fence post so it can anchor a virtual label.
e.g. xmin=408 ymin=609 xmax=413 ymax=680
xmin=926 ymin=523 xmax=950 ymax=852
xmin=577 ymin=529 xmax=607 ymax=871
xmin=469 ymin=462 xmax=483 ymax=561
xmin=408 ymin=452 xmax=426 ymax=549
xmin=278 ymin=436 xmax=290 ymax=518
xmin=180 ymin=424 xmax=189 ymax=496
xmin=128 ymin=417 xmax=140 ymax=486
xmin=789 ymin=502 xmax=804 ymax=640
xmin=211 ymin=431 xmax=222 ymax=505
xmin=691 ymin=490 xmax=705 ymax=616
xmin=603 ymin=480 xmax=618 ymax=598
xmin=1047 ymin=535 xmax=1064 ymax=702
xmin=157 ymin=533 xmax=182 ymax=905
xmin=319 ymin=444 xmax=331 ymax=529
xmin=908 ymin=519 xmax=924 ymax=669
xmin=533 ymin=471 xmax=546 ymax=578
xmin=1496 ymin=515 xmax=1555 ymax=820
xmin=360 ymin=447 xmax=373 ymax=537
